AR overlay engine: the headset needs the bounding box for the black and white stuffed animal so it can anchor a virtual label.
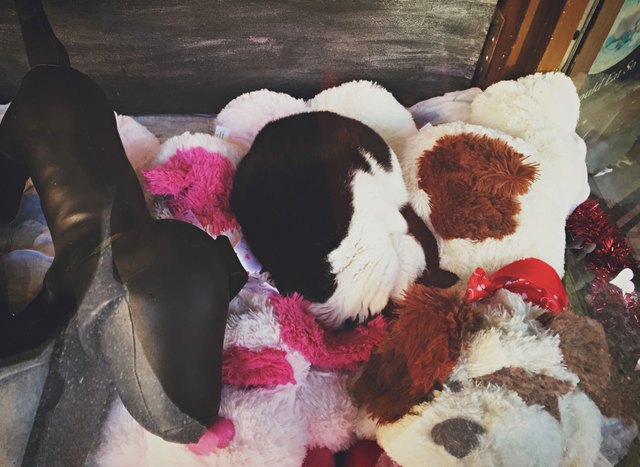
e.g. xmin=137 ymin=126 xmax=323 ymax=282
xmin=229 ymin=90 xmax=457 ymax=327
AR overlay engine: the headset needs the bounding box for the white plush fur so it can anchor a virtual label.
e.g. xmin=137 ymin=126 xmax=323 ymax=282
xmin=310 ymin=148 xmax=426 ymax=327
xmin=309 ymin=80 xmax=418 ymax=155
xmin=470 ymin=73 xmax=580 ymax=135
xmin=298 ymin=370 xmax=358 ymax=451
xmin=151 ymin=131 xmax=244 ymax=168
xmin=448 ymin=291 xmax=578 ymax=385
xmin=214 ymin=81 xmax=416 ymax=166
xmin=97 ymin=284 xmax=359 ymax=466
xmin=224 ymin=290 xmax=282 ymax=349
xmin=215 ymin=89 xmax=308 ymax=159
xmin=114 ymin=114 xmax=160 ymax=173
xmin=409 ymin=87 xmax=482 ymax=127
xmin=366 ymin=291 xmax=602 ymax=467
xmin=376 ymin=386 xmax=564 ymax=467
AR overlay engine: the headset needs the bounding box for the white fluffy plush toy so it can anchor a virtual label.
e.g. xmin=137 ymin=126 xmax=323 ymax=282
xmin=401 ymin=72 xmax=590 ymax=283
xmin=215 ymin=80 xmax=418 ymax=160
xmin=97 ymin=279 xmax=387 ymax=467
xmin=353 ymin=284 xmax=609 ymax=467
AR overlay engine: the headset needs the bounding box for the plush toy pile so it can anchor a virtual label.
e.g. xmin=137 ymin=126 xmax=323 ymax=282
xmin=353 ymin=285 xmax=610 ymax=467
xmin=98 ymin=281 xmax=388 ymax=466
xmin=2 ymin=73 xmax=630 ymax=466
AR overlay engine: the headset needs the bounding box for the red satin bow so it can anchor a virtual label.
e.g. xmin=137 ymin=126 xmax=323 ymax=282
xmin=466 ymin=258 xmax=568 ymax=313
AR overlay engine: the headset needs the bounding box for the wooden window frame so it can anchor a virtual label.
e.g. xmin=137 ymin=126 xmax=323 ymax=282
xmin=473 ymin=0 xmax=625 ymax=89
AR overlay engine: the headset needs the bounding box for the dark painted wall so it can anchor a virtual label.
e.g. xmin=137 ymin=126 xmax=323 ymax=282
xmin=0 ymin=0 xmax=496 ymax=114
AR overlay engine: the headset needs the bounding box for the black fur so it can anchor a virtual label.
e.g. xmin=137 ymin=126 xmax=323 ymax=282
xmin=231 ymin=111 xmax=393 ymax=302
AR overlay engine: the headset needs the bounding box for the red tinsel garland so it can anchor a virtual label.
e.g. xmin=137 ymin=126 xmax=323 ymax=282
xmin=566 ymin=199 xmax=639 ymax=322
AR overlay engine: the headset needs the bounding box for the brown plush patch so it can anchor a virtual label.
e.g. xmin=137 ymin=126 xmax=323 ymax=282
xmin=431 ymin=418 xmax=485 ymax=458
xmin=400 ymin=204 xmax=459 ymax=288
xmin=548 ymin=310 xmax=612 ymax=414
xmin=349 ymin=350 xmax=421 ymax=424
xmin=475 ymin=367 xmax=574 ymax=420
xmin=418 ymin=133 xmax=538 ymax=241
xmin=351 ymin=285 xmax=481 ymax=423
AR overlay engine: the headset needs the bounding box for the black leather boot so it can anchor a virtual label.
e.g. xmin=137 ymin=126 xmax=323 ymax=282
xmin=1 ymin=0 xmax=247 ymax=446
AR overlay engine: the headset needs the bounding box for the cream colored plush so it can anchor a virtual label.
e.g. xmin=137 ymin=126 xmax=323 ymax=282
xmin=468 ymin=73 xmax=589 ymax=214
xmin=400 ymin=72 xmax=589 ymax=284
xmin=114 ymin=113 xmax=160 ymax=173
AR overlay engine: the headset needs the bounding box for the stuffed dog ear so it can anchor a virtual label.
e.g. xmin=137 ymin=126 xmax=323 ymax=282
xmin=309 ymin=80 xmax=417 ymax=156
xmin=351 ymin=347 xmax=419 ymax=424
xmin=470 ymin=72 xmax=580 ymax=135
xmin=352 ymin=285 xmax=480 ymax=423
xmin=215 ymin=89 xmax=308 ymax=160
xmin=548 ymin=310 xmax=612 ymax=413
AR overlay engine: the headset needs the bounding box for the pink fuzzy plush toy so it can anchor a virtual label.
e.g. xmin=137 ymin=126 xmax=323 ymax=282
xmin=97 ymin=279 xmax=386 ymax=466
xmin=402 ymin=73 xmax=590 ymax=285
xmin=143 ymin=132 xmax=242 ymax=243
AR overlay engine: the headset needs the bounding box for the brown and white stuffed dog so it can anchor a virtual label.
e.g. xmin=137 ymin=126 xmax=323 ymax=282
xmin=400 ymin=73 xmax=590 ymax=285
xmin=352 ymin=285 xmax=611 ymax=467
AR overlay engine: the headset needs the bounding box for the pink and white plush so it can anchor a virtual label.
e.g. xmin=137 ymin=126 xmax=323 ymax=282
xmin=400 ymin=72 xmax=589 ymax=283
xmin=142 ymin=132 xmax=243 ymax=242
xmin=97 ymin=280 xmax=387 ymax=467
xmin=356 ymin=290 xmax=603 ymax=467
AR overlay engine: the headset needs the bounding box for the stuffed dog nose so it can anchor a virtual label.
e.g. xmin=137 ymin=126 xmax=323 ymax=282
xmin=431 ymin=418 xmax=485 ymax=459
